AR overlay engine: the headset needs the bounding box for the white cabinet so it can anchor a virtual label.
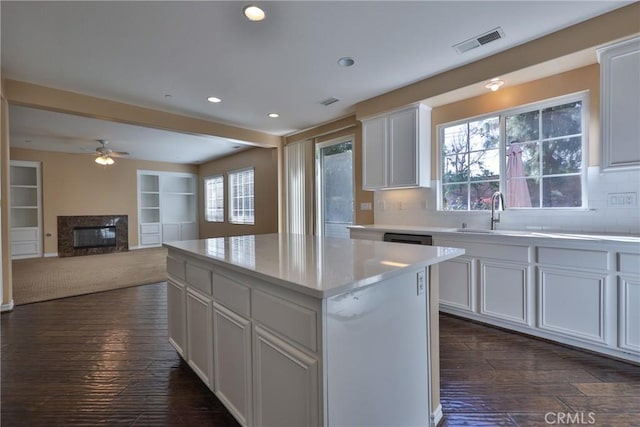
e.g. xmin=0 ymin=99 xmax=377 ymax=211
xmin=253 ymin=325 xmax=319 ymax=427
xmin=438 ymin=257 xmax=475 ymax=312
xmin=186 ymin=288 xmax=213 ymax=389
xmin=480 ymin=261 xmax=530 ymax=325
xmin=597 ymin=36 xmax=640 ymax=171
xmin=137 ymin=170 xmax=198 ymax=247
xmin=213 ymin=302 xmax=252 ymax=427
xmin=619 ymin=277 xmax=640 ymax=355
xmin=362 ymin=104 xmax=431 ymax=190
xmin=10 ymin=161 xmax=42 ymax=259
xmin=167 ymin=280 xmax=186 ymax=358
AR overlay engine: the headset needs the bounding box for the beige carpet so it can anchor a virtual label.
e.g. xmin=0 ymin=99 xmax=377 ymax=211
xmin=12 ymin=247 xmax=168 ymax=305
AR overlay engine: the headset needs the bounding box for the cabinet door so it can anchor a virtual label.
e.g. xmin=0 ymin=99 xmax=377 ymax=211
xmin=253 ymin=326 xmax=319 ymax=427
xmin=362 ymin=115 xmax=387 ymax=190
xmin=162 ymin=223 xmax=180 ymax=243
xmin=388 ymin=107 xmax=418 ymax=187
xmin=439 ymin=257 xmax=475 ymax=312
xmin=599 ymin=37 xmax=640 ymax=170
xmin=180 ymin=222 xmax=198 ymax=241
xmin=167 ymin=280 xmax=186 ymax=358
xmin=186 ymin=289 xmax=213 ymax=388
xmin=213 ymin=303 xmax=252 ymax=427
xmin=480 ymin=261 xmax=530 ymax=325
xmin=619 ymin=277 xmax=640 ymax=354
xmin=538 ymin=267 xmax=608 ymax=344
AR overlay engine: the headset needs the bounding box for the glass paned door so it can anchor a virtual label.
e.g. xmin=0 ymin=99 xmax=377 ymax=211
xmin=316 ymin=139 xmax=354 ymax=238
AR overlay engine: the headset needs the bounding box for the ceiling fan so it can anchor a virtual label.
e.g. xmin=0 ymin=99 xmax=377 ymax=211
xmin=94 ymin=139 xmax=129 ymax=165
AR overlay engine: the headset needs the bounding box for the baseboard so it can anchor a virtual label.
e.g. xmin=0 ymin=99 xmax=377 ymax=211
xmin=1 ymin=300 xmax=15 ymax=312
xmin=431 ymin=403 xmax=443 ymax=427
xmin=44 ymin=252 xmax=58 ymax=258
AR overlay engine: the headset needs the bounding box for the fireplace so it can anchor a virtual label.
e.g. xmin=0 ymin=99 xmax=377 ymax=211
xmin=58 ymin=215 xmax=128 ymax=257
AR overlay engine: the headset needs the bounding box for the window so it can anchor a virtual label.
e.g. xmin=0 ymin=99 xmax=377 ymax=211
xmin=440 ymin=94 xmax=586 ymax=210
xmin=229 ymin=168 xmax=254 ymax=224
xmin=204 ymin=175 xmax=224 ymax=222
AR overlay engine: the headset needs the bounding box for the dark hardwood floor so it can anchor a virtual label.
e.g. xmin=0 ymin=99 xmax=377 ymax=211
xmin=2 ymin=283 xmax=639 ymax=426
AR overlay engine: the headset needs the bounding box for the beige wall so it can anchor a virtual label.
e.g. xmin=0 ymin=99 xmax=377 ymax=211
xmin=431 ymin=64 xmax=601 ymax=173
xmin=199 ymin=147 xmax=278 ymax=238
xmin=10 ymin=148 xmax=196 ymax=254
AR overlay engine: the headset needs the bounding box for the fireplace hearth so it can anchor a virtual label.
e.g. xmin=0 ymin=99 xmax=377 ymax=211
xmin=58 ymin=215 xmax=128 ymax=257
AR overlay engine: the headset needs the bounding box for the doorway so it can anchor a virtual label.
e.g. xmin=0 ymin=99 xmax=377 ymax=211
xmin=316 ymin=137 xmax=354 ymax=238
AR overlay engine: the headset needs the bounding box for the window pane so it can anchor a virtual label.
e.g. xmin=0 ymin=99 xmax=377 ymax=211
xmin=229 ymin=169 xmax=254 ymax=224
xmin=470 ymin=149 xmax=499 ymax=181
xmin=443 ymin=154 xmax=469 ymax=183
xmin=542 ymin=101 xmax=582 ymax=138
xmin=204 ymin=176 xmax=224 ymax=222
xmin=542 ymin=175 xmax=582 ymax=207
xmin=469 ymin=117 xmax=499 ymax=151
xmin=470 ymin=181 xmax=499 ymax=210
xmin=443 ymin=124 xmax=468 ymax=156
xmin=506 ymin=110 xmax=539 ymax=143
xmin=525 ymin=178 xmax=541 ymax=207
xmin=520 ymin=142 xmax=540 ymax=177
xmin=443 ymin=184 xmax=468 ymax=210
xmin=542 ymin=137 xmax=582 ymax=175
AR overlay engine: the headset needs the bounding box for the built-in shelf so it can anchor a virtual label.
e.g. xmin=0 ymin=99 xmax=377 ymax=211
xmin=10 ymin=160 xmax=42 ymax=259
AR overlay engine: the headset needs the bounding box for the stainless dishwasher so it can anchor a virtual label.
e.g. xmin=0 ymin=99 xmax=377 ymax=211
xmin=383 ymin=232 xmax=432 ymax=245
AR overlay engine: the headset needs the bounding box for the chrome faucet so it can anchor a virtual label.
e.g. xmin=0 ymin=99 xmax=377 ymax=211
xmin=490 ymin=191 xmax=504 ymax=230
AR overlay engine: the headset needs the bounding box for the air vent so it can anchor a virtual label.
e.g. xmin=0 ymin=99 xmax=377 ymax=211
xmin=320 ymin=97 xmax=340 ymax=106
xmin=453 ymin=27 xmax=505 ymax=54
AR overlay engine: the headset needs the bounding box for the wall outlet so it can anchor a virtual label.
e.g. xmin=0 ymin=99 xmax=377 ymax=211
xmin=416 ymin=271 xmax=425 ymax=295
xmin=607 ymin=192 xmax=638 ymax=208
xmin=360 ymin=202 xmax=372 ymax=211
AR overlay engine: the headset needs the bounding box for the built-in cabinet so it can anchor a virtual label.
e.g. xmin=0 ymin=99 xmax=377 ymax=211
xmin=361 ymin=104 xmax=431 ymax=190
xmin=597 ymin=36 xmax=640 ymax=171
xmin=137 ymin=170 xmax=198 ymax=247
xmin=350 ymin=227 xmax=639 ymax=363
xmin=10 ymin=160 xmax=42 ymax=259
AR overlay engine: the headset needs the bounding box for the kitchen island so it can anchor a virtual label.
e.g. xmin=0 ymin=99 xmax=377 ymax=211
xmin=164 ymin=233 xmax=463 ymax=427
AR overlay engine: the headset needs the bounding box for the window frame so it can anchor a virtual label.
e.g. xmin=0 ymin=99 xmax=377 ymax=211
xmin=228 ymin=167 xmax=255 ymax=225
xmin=203 ymin=174 xmax=225 ymax=223
xmin=437 ymin=92 xmax=589 ymax=212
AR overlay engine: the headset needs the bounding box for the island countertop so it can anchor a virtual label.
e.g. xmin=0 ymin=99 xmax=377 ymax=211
xmin=164 ymin=233 xmax=464 ymax=298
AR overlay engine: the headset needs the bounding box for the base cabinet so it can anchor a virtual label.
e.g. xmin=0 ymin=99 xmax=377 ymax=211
xmin=439 ymin=257 xmax=475 ymax=312
xmin=253 ymin=325 xmax=319 ymax=427
xmin=619 ymin=277 xmax=640 ymax=354
xmin=186 ymin=289 xmax=213 ymax=389
xmin=213 ymin=303 xmax=252 ymax=427
xmin=480 ymin=261 xmax=530 ymax=325
xmin=167 ymin=280 xmax=186 ymax=357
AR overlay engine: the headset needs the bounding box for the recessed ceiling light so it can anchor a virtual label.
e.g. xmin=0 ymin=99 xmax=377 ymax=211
xmin=207 ymin=96 xmax=222 ymax=103
xmin=268 ymin=113 xmax=279 ymax=118
xmin=243 ymin=5 xmax=265 ymax=22
xmin=164 ymin=94 xmax=172 ymax=99
xmin=485 ymin=78 xmax=504 ymax=92
xmin=337 ymin=57 xmax=355 ymax=67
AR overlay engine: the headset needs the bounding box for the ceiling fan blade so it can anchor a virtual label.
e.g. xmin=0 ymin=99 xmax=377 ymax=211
xmin=111 ymin=151 xmax=130 ymax=157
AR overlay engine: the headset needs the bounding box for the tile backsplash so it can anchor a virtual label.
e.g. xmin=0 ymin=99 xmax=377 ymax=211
xmin=373 ymin=166 xmax=640 ymax=234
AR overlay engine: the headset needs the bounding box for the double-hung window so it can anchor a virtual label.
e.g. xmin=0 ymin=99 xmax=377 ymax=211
xmin=229 ymin=168 xmax=255 ymax=224
xmin=440 ymin=93 xmax=586 ymax=210
xmin=204 ymin=175 xmax=224 ymax=222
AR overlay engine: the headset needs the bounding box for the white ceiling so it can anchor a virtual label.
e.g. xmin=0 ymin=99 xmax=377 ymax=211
xmin=1 ymin=1 xmax=631 ymax=163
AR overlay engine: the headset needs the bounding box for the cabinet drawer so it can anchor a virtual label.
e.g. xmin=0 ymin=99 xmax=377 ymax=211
xmin=186 ymin=263 xmax=213 ymax=296
xmin=11 ymin=228 xmax=38 ymax=242
xmin=140 ymin=223 xmax=160 ymax=234
xmin=619 ymin=253 xmax=640 ymax=275
xmin=537 ymin=247 xmax=608 ymax=270
xmin=212 ymin=271 xmax=250 ymax=317
xmin=167 ymin=255 xmax=186 ymax=281
xmin=11 ymin=241 xmax=38 ymax=256
xmin=140 ymin=234 xmax=161 ymax=245
xmin=253 ymin=290 xmax=317 ymax=352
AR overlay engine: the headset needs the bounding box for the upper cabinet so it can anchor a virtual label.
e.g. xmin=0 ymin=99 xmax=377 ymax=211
xmin=361 ymin=104 xmax=431 ymax=190
xmin=597 ymin=36 xmax=640 ymax=171
xmin=10 ymin=160 xmax=43 ymax=259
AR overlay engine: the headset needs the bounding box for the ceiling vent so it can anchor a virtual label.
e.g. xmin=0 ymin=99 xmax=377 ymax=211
xmin=320 ymin=97 xmax=340 ymax=106
xmin=453 ymin=27 xmax=505 ymax=54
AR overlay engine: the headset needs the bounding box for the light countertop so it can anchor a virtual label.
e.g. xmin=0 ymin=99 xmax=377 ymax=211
xmin=164 ymin=233 xmax=464 ymax=298
xmin=349 ymin=224 xmax=640 ymax=244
